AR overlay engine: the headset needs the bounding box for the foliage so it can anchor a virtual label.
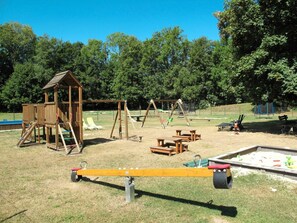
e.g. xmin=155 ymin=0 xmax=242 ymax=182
xmin=1 ymin=2 xmax=297 ymax=111
xmin=217 ymin=0 xmax=297 ymax=104
xmin=74 ymin=39 xmax=108 ymax=100
xmin=0 ymin=22 xmax=36 ymax=98
xmin=1 ymin=62 xmax=44 ymax=111
xmin=107 ymin=33 xmax=143 ymax=105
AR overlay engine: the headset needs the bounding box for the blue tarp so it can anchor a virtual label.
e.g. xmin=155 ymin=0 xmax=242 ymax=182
xmin=0 ymin=120 xmax=23 ymax=125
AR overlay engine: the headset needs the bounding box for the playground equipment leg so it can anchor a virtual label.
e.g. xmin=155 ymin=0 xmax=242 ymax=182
xmin=125 ymin=177 xmax=135 ymax=203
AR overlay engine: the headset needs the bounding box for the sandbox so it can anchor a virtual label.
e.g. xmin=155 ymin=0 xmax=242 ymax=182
xmin=209 ymin=145 xmax=297 ymax=179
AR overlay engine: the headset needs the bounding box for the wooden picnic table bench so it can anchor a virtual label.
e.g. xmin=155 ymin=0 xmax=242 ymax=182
xmin=149 ymin=146 xmax=175 ymax=156
xmin=174 ymin=129 xmax=201 ymax=141
xmin=150 ymin=137 xmax=186 ymax=156
xmin=157 ymin=137 xmax=183 ymax=153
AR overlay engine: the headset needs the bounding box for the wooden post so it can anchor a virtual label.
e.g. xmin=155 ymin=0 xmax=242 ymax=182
xmin=124 ymin=101 xmax=128 ymax=140
xmin=44 ymin=90 xmax=50 ymax=144
xmin=141 ymin=100 xmax=151 ymax=127
xmin=78 ymin=86 xmax=83 ymax=146
xmin=151 ymin=100 xmax=165 ymax=128
xmin=118 ymin=101 xmax=122 ymax=139
xmin=177 ymin=99 xmax=190 ymax=126
xmin=69 ymin=86 xmax=72 ymax=124
xmin=167 ymin=99 xmax=190 ymax=126
xmin=44 ymin=91 xmax=49 ymax=103
xmin=110 ymin=111 xmax=118 ymax=138
xmin=167 ymin=101 xmax=178 ymax=126
xmin=54 ymin=87 xmax=59 ymax=149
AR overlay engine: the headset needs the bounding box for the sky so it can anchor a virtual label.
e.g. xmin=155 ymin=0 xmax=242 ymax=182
xmin=0 ymin=0 xmax=224 ymax=44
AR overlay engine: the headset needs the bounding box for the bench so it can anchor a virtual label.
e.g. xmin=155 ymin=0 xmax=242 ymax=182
xmin=150 ymin=146 xmax=175 ymax=156
xmin=172 ymin=135 xmax=191 ymax=142
xmin=164 ymin=142 xmax=188 ymax=151
xmin=279 ymin=115 xmax=288 ymax=121
xmin=181 ymin=133 xmax=201 ymax=140
xmin=175 ymin=129 xmax=201 ymax=141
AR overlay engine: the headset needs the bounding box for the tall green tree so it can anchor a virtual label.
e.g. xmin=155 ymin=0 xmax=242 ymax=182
xmin=33 ymin=35 xmax=84 ymax=88
xmin=0 ymin=22 xmax=36 ymax=65
xmin=210 ymin=40 xmax=245 ymax=104
xmin=1 ymin=62 xmax=44 ymax=111
xmin=217 ymin=0 xmax=297 ymax=103
xmin=141 ymin=27 xmax=190 ymax=100
xmin=0 ymin=22 xmax=36 ymax=90
xmin=107 ymin=33 xmax=143 ymax=104
xmin=187 ymin=37 xmax=215 ymax=106
xmin=74 ymin=39 xmax=108 ymax=100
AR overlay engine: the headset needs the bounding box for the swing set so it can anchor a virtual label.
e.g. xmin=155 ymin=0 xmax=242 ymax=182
xmin=141 ymin=99 xmax=190 ymax=128
xmin=83 ymin=100 xmax=130 ymax=140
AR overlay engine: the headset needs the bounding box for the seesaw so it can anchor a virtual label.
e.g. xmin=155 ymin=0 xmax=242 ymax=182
xmin=71 ymin=162 xmax=232 ymax=202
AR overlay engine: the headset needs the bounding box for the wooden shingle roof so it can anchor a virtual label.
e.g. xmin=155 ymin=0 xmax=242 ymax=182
xmin=43 ymin=70 xmax=82 ymax=90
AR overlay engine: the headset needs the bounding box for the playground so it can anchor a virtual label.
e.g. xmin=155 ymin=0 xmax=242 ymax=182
xmin=1 ymin=110 xmax=297 ymax=222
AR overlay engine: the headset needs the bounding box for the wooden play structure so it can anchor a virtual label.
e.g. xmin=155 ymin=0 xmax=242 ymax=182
xmin=43 ymin=71 xmax=83 ymax=153
xmin=71 ymin=162 xmax=233 ymax=202
xmin=17 ymin=71 xmax=83 ymax=154
xmin=83 ymin=100 xmax=129 ymax=139
xmin=141 ymin=99 xmax=190 ymax=128
xmin=17 ymin=104 xmax=45 ymax=147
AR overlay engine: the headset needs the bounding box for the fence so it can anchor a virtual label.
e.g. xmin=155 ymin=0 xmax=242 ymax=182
xmin=189 ymin=103 xmax=297 ymax=118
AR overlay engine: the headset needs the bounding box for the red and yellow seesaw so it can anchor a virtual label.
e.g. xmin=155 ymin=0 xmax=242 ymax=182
xmin=71 ymin=162 xmax=232 ymax=202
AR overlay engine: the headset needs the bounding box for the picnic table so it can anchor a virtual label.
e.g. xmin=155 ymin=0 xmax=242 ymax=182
xmin=157 ymin=137 xmax=183 ymax=153
xmin=150 ymin=137 xmax=185 ymax=156
xmin=174 ymin=129 xmax=201 ymax=141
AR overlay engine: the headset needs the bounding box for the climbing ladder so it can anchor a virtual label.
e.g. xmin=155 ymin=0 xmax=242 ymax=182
xmin=58 ymin=122 xmax=80 ymax=154
xmin=17 ymin=121 xmax=37 ymax=147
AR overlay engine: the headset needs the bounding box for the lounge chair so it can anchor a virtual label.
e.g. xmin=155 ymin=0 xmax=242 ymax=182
xmin=83 ymin=119 xmax=93 ymax=130
xmin=86 ymin=117 xmax=103 ymax=130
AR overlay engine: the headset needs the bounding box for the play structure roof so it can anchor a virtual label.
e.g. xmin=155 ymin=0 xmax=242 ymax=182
xmin=43 ymin=70 xmax=82 ymax=90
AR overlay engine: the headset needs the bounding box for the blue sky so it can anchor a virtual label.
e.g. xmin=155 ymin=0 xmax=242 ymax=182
xmin=0 ymin=0 xmax=224 ymax=44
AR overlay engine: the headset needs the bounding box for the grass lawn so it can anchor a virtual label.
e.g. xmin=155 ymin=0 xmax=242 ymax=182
xmin=0 ymin=107 xmax=297 ymax=222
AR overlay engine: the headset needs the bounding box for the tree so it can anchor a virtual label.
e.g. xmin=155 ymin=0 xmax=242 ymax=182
xmin=107 ymin=33 xmax=143 ymax=105
xmin=74 ymin=39 xmax=108 ymax=100
xmin=211 ymin=40 xmax=245 ymax=104
xmin=0 ymin=49 xmax=13 ymax=89
xmin=0 ymin=22 xmax=36 ymax=91
xmin=0 ymin=22 xmax=36 ymax=64
xmin=1 ymin=62 xmax=44 ymax=111
xmin=140 ymin=27 xmax=190 ymax=100
xmin=187 ymin=37 xmax=215 ymax=106
xmin=217 ymin=0 xmax=297 ymax=104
